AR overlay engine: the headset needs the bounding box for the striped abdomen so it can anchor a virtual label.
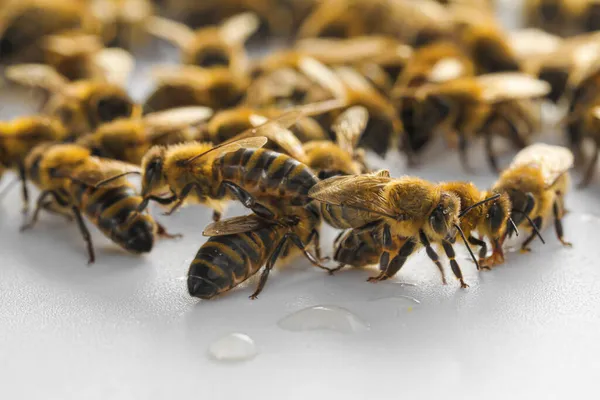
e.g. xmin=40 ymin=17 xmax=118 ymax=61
xmin=74 ymin=184 xmax=156 ymax=253
xmin=320 ymin=202 xmax=381 ymax=230
xmin=188 ymin=224 xmax=285 ymax=299
xmin=334 ymin=223 xmax=384 ymax=268
xmin=215 ymin=148 xmax=318 ymax=206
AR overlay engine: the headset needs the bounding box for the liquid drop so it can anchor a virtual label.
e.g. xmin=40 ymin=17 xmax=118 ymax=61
xmin=208 ymin=333 xmax=257 ymax=362
xmin=278 ymin=305 xmax=369 ymax=333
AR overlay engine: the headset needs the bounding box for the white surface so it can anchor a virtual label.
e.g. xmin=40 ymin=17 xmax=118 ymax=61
xmin=3 ymin=7 xmax=600 ymax=400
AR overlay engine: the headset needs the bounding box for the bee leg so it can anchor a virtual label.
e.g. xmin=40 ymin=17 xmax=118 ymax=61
xmin=333 ymin=230 xmax=346 ymax=249
xmin=288 ymin=233 xmax=329 ymax=271
xmin=578 ymin=141 xmax=599 ymax=188
xmin=156 ymin=222 xmax=182 ymax=240
xmin=41 ymin=201 xmax=73 ymax=221
xmin=467 ymin=235 xmax=487 ymax=268
xmin=458 ymin=135 xmax=472 ymax=172
xmin=418 ymin=230 xmax=448 ymax=285
xmin=20 ymin=190 xmax=55 ymax=232
xmin=368 ymin=239 xmax=417 ymax=282
xmin=308 ymin=229 xmax=329 ymax=263
xmin=441 ymin=240 xmax=469 ymax=288
xmin=250 ymin=234 xmax=295 ymax=299
xmin=220 ymin=181 xmax=274 ymax=220
xmin=18 ymin=164 xmax=29 ymax=215
xmin=520 ymin=216 xmax=543 ymax=253
xmin=552 ymin=201 xmax=572 ymax=247
xmin=163 ymin=184 xmax=200 ymax=216
xmin=71 ymin=206 xmax=95 ymax=265
xmin=484 ymin=132 xmax=499 ymax=173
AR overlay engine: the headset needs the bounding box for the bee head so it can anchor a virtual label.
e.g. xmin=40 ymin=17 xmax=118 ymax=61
xmin=428 ymin=191 xmax=460 ymax=239
xmin=89 ymin=89 xmax=136 ymax=127
xmin=140 ymin=146 xmax=168 ymax=199
xmin=194 ymin=46 xmax=231 ymax=68
xmin=479 ymin=191 xmax=511 ymax=241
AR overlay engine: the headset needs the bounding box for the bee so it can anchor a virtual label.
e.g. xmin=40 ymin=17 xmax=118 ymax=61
xmin=409 ymin=73 xmax=550 ymax=171
xmin=301 ymin=106 xmax=369 ymax=179
xmin=524 ymin=0 xmax=600 ymax=36
xmin=451 ymin=5 xmax=522 ymax=74
xmin=0 ymin=115 xmax=68 ymax=212
xmin=135 ymin=109 xmax=328 ymax=222
xmin=0 ymin=0 xmax=101 ymax=63
xmin=88 ymin=0 xmax=156 ymax=48
xmin=483 ymin=143 xmax=573 ymax=267
xmin=309 ymin=171 xmax=483 ymax=288
xmin=38 ymin=32 xmax=135 ymax=82
xmin=143 ymin=65 xmax=248 ymax=113
xmin=188 ymin=202 xmax=325 ymax=299
xmin=299 ymin=58 xmax=403 ymax=158
xmin=77 ymin=106 xmax=213 ymax=165
xmin=21 ymin=143 xmax=177 ymax=263
xmin=5 ymin=64 xmax=139 ymax=139
xmin=145 ymin=12 xmax=258 ymax=72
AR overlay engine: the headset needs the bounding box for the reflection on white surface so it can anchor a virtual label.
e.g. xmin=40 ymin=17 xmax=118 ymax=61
xmin=208 ymin=333 xmax=257 ymax=362
xmin=278 ymin=305 xmax=369 ymax=333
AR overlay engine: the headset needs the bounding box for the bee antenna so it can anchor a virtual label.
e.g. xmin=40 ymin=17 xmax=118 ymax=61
xmin=454 ymin=223 xmax=480 ymax=270
xmin=511 ymin=210 xmax=545 ymax=244
xmin=459 ymin=193 xmax=501 ymax=218
xmin=508 ymin=217 xmax=519 ymax=237
xmin=0 ymin=178 xmax=20 ymax=201
xmin=94 ymin=171 xmax=141 ymax=188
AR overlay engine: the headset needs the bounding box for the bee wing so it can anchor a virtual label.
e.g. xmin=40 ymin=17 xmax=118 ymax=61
xmin=287 ymin=99 xmax=347 ymax=118
xmin=334 ymin=66 xmax=375 ymax=95
xmin=428 ymin=57 xmax=468 ymax=83
xmin=295 ymin=37 xmax=393 ymax=64
xmin=69 ymin=159 xmax=142 ymax=188
xmin=145 ymin=16 xmax=195 ymax=49
xmin=298 ymin=57 xmax=348 ymax=100
xmin=308 ymin=175 xmax=401 ymax=220
xmin=4 ymin=64 xmax=67 ymax=92
xmin=183 ymin=137 xmax=268 ymax=165
xmin=510 ymin=144 xmax=574 ymax=188
xmin=246 ymin=114 xmax=306 ymax=161
xmin=332 ymin=106 xmax=369 ymax=153
xmin=508 ymin=28 xmax=562 ymax=60
xmin=120 ymin=0 xmax=154 ymax=24
xmin=219 ymin=12 xmax=260 ymax=46
xmin=477 ymin=73 xmax=551 ymax=103
xmin=150 ymin=65 xmax=211 ymax=87
xmin=89 ymin=0 xmax=118 ymax=23
xmin=202 ymin=214 xmax=272 ymax=236
xmin=143 ymin=106 xmax=214 ymax=130
xmin=93 ymin=48 xmax=135 ymax=86
xmin=41 ymin=34 xmax=103 ymax=57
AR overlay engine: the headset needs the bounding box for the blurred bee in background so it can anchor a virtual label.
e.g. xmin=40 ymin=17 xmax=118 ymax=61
xmin=22 ymin=143 xmax=177 ymax=263
xmin=524 ymin=0 xmax=600 ymax=36
xmin=188 ymin=201 xmax=325 ymax=299
xmin=0 ymin=116 xmax=68 ymax=212
xmin=309 ymin=172 xmax=481 ymax=288
xmin=405 ymin=72 xmax=549 ymax=171
xmin=451 ymin=5 xmax=521 ymax=74
xmin=145 ymin=12 xmax=259 ymax=72
xmin=143 ymin=65 xmax=248 ymax=112
xmin=38 ymin=32 xmax=135 ymax=82
xmin=88 ymin=0 xmax=156 ymax=48
xmin=5 ymin=64 xmax=138 ymax=138
xmin=77 ymin=106 xmax=213 ymax=165
xmin=483 ymin=143 xmax=573 ymax=267
xmin=0 ymin=0 xmax=102 ymax=63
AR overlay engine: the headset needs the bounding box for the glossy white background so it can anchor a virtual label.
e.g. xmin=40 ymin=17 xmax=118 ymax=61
xmin=1 ymin=1 xmax=600 ymax=399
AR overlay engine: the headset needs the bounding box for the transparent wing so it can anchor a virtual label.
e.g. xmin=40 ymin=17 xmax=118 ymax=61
xmin=4 ymin=64 xmax=68 ymax=92
xmin=69 ymin=159 xmax=142 ymax=188
xmin=183 ymin=137 xmax=268 ymax=165
xmin=41 ymin=33 xmax=103 ymax=56
xmin=145 ymin=16 xmax=195 ymax=48
xmin=219 ymin=12 xmax=260 ymax=45
xmin=144 ymin=106 xmax=214 ymax=130
xmin=94 ymin=48 xmax=135 ymax=86
xmin=477 ymin=73 xmax=551 ymax=103
xmin=203 ymin=214 xmax=272 ymax=236
xmin=245 ymin=114 xmax=306 ymax=161
xmin=298 ymin=57 xmax=348 ymax=100
xmin=510 ymin=144 xmax=574 ymax=188
xmin=332 ymin=106 xmax=369 ymax=153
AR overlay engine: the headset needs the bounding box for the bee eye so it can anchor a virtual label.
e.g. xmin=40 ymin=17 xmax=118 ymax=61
xmin=96 ymin=96 xmax=133 ymax=123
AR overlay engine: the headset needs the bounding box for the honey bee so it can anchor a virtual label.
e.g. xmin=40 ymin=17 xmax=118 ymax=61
xmin=524 ymin=0 xmax=600 ymax=36
xmin=0 ymin=0 xmax=101 ymax=63
xmin=301 ymin=106 xmax=369 ymax=179
xmin=88 ymin=0 xmax=155 ymax=47
xmin=483 ymin=143 xmax=573 ymax=267
xmin=5 ymin=64 xmax=139 ymax=138
xmin=188 ymin=202 xmax=325 ymax=299
xmin=0 ymin=115 xmax=68 ymax=212
xmin=409 ymin=73 xmax=550 ymax=171
xmin=309 ymin=171 xmax=484 ymax=287
xmin=143 ymin=65 xmax=248 ymax=113
xmin=145 ymin=12 xmax=258 ymax=72
xmin=135 ymin=109 xmax=328 ymax=222
xmin=37 ymin=32 xmax=135 ymax=83
xmin=21 ymin=143 xmax=177 ymax=263
xmin=451 ymin=5 xmax=521 ymax=74
xmin=77 ymin=106 xmax=213 ymax=165
xmin=299 ymin=58 xmax=403 ymax=158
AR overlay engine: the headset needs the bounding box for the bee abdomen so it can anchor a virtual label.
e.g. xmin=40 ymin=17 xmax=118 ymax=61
xmin=188 ymin=226 xmax=279 ymax=299
xmin=217 ymin=148 xmax=318 ymax=205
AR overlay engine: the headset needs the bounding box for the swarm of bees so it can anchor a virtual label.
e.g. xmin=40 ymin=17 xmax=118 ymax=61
xmin=3 ymin=0 xmax=597 ymax=301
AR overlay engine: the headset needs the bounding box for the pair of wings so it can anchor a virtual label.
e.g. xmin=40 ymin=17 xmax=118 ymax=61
xmin=202 ymin=214 xmax=275 ymax=237
xmin=145 ymin=12 xmax=259 ymax=49
xmin=53 ymin=158 xmax=142 ymax=189
xmin=509 ymin=143 xmax=574 ymax=189
xmin=308 ymin=170 xmax=419 ymax=221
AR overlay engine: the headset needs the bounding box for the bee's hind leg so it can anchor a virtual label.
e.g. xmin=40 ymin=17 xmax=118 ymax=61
xmin=368 ymin=239 xmax=417 ymax=282
xmin=553 ymin=201 xmax=572 ymax=247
